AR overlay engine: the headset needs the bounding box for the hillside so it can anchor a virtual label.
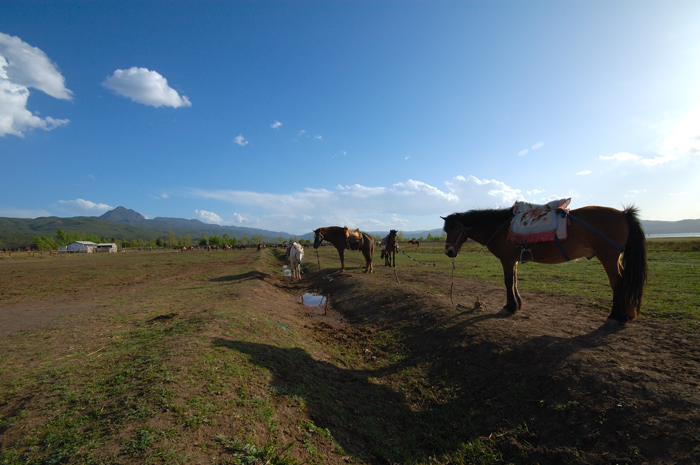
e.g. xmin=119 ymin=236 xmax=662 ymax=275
xmin=1 ymin=206 xmax=699 ymax=246
xmin=0 ymin=207 xmax=309 ymax=246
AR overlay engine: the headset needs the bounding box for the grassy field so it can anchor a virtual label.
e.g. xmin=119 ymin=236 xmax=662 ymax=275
xmin=1 ymin=239 xmax=699 ymax=464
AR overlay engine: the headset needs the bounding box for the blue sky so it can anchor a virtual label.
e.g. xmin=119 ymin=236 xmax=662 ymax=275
xmin=2 ymin=1 xmax=699 ymax=235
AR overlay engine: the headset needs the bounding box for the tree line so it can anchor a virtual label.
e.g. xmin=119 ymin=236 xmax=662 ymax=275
xmin=32 ymin=229 xmax=446 ymax=251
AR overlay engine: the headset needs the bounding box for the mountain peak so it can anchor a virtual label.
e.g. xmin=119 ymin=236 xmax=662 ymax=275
xmin=100 ymin=206 xmax=147 ymax=224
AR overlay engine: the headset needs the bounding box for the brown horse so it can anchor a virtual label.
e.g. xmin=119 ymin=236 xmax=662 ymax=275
xmin=380 ymin=229 xmax=398 ymax=267
xmin=442 ymin=205 xmax=647 ymax=322
xmin=313 ymin=226 xmax=374 ymax=273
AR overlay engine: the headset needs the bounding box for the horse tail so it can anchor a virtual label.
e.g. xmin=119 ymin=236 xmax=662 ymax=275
xmin=620 ymin=206 xmax=648 ymax=320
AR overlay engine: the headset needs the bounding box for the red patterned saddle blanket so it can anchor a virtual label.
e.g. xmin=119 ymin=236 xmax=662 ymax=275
xmin=507 ymin=198 xmax=570 ymax=244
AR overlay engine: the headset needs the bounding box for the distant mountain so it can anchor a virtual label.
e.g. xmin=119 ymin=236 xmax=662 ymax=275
xmin=100 ymin=206 xmax=147 ymax=224
xmin=1 ymin=207 xmax=698 ymax=247
xmin=0 ymin=207 xmax=309 ymax=246
xmin=641 ymin=218 xmax=700 ymax=235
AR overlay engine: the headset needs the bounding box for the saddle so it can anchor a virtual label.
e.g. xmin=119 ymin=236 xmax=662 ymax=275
xmin=344 ymin=227 xmax=363 ymax=250
xmin=507 ymin=198 xmax=570 ymax=244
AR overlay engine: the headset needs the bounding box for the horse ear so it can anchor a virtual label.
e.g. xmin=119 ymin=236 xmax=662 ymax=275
xmin=440 ymin=216 xmax=446 ymax=220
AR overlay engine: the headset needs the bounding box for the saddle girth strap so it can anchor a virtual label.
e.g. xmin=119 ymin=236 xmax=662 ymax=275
xmin=562 ymin=209 xmax=624 ymax=253
xmin=554 ymin=235 xmax=570 ymax=261
xmin=486 ymin=220 xmax=511 ymax=246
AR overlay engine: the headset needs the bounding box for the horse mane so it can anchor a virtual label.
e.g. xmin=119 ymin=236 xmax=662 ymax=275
xmin=443 ymin=207 xmax=513 ymax=232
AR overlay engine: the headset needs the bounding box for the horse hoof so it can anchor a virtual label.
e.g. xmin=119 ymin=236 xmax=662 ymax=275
xmin=496 ymin=308 xmax=514 ymax=317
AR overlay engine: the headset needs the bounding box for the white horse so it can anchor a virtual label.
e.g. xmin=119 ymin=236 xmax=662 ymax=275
xmin=287 ymin=242 xmax=304 ymax=280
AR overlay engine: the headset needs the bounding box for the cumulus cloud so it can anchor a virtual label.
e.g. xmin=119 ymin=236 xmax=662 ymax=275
xmin=195 ymin=209 xmax=223 ymax=225
xmin=234 ymin=134 xmax=248 ymax=146
xmin=102 ymin=67 xmax=191 ymax=108
xmin=0 ymin=32 xmax=72 ymax=137
xmin=57 ymin=199 xmax=113 ymax=215
xmin=271 ymin=121 xmax=282 ymax=129
xmin=600 ymin=151 xmax=677 ymax=166
xmin=185 ymin=174 xmax=524 ymax=233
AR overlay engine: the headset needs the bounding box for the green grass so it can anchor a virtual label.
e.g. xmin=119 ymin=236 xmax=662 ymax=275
xmin=1 ymin=242 xmax=699 ymax=464
xmin=393 ymin=239 xmax=700 ymax=322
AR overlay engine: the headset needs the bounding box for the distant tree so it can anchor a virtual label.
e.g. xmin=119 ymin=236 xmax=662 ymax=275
xmin=185 ymin=233 xmax=193 ymax=246
xmin=167 ymin=231 xmax=177 ymax=247
xmin=397 ymin=231 xmax=406 ymax=242
xmin=155 ymin=238 xmax=164 ymax=247
xmin=56 ymin=229 xmax=66 ymax=244
xmin=209 ymin=235 xmax=221 ymax=246
xmin=222 ymin=233 xmax=231 ymax=245
xmin=34 ymin=236 xmax=57 ymax=250
xmin=278 ymin=235 xmax=286 ymax=244
xmin=199 ymin=236 xmax=208 ymax=246
xmin=256 ymin=233 xmax=264 ymax=244
xmin=241 ymin=235 xmax=249 ymax=245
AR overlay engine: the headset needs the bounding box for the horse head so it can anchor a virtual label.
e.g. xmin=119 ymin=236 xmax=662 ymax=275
xmin=442 ymin=215 xmax=470 ymax=258
xmin=313 ymin=228 xmax=324 ymax=249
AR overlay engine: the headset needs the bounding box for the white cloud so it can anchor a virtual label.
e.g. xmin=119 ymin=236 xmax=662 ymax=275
xmin=271 ymin=121 xmax=282 ymax=129
xmin=234 ymin=134 xmax=248 ymax=146
xmin=531 ymin=142 xmax=544 ymax=150
xmin=518 ymin=149 xmax=529 ymax=156
xmin=102 ymin=67 xmax=191 ymax=108
xmin=195 ymin=209 xmax=223 ymax=225
xmin=185 ymin=175 xmax=522 ymax=233
xmin=315 ymin=135 xmax=322 ymax=140
xmin=57 ymin=199 xmax=113 ymax=215
xmin=600 ymin=152 xmax=642 ymax=162
xmin=231 ymin=212 xmax=250 ymax=224
xmin=0 ymin=32 xmax=72 ymax=137
xmin=576 ymin=170 xmax=592 ymax=175
xmin=600 ymin=151 xmax=677 ymax=166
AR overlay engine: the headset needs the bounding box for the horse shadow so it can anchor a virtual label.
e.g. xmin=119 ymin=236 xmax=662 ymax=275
xmin=213 ymin=313 xmax=630 ymax=463
xmin=210 ymin=271 xmax=270 ymax=283
xmin=214 ymin=338 xmax=493 ymax=463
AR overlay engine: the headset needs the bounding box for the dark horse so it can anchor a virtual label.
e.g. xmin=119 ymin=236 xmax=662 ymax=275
xmin=380 ymin=229 xmax=398 ymax=267
xmin=442 ymin=205 xmax=647 ymax=322
xmin=313 ymin=226 xmax=374 ymax=273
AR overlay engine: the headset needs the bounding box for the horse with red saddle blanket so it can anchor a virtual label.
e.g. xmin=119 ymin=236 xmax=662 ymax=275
xmin=442 ymin=199 xmax=647 ymax=323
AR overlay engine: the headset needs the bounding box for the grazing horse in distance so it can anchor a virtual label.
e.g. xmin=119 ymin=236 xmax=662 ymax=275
xmin=380 ymin=229 xmax=398 ymax=267
xmin=287 ymin=242 xmax=304 ymax=280
xmin=442 ymin=203 xmax=647 ymax=322
xmin=313 ymin=226 xmax=374 ymax=273
xmin=408 ymin=239 xmax=420 ymax=246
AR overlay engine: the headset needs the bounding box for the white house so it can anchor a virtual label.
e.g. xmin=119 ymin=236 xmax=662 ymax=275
xmin=96 ymin=243 xmax=118 ymax=253
xmin=60 ymin=241 xmax=98 ymax=253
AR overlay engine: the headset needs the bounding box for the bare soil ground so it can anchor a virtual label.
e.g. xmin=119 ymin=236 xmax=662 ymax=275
xmin=2 ymin=250 xmax=700 ymax=464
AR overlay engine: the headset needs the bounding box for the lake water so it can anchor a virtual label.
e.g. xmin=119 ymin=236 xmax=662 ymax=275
xmin=646 ymin=233 xmax=700 ymax=238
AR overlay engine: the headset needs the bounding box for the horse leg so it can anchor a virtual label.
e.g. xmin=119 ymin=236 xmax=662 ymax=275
xmin=599 ymin=254 xmax=626 ymax=321
xmin=338 ymin=247 xmax=345 ymax=272
xmin=501 ymin=260 xmax=521 ymax=313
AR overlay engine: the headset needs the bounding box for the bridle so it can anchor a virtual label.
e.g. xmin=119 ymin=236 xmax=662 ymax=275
xmin=445 ymin=221 xmax=470 ymax=251
xmin=313 ymin=230 xmax=324 ymax=247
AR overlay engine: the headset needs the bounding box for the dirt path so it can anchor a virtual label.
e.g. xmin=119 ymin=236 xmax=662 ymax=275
xmin=2 ymin=251 xmax=699 ymax=463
